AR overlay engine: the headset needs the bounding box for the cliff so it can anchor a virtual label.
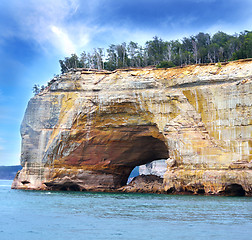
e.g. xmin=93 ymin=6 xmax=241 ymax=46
xmin=12 ymin=60 xmax=252 ymax=196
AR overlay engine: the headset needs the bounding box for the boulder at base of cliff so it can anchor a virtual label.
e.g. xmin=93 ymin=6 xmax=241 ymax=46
xmin=118 ymin=175 xmax=164 ymax=193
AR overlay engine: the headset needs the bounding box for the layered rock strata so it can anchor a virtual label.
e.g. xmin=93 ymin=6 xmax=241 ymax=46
xmin=12 ymin=60 xmax=252 ymax=196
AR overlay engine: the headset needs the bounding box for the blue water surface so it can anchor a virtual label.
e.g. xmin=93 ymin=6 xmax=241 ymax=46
xmin=0 ymin=180 xmax=251 ymax=240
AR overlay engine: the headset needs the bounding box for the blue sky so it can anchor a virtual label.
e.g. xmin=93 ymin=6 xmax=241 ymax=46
xmin=0 ymin=0 xmax=252 ymax=166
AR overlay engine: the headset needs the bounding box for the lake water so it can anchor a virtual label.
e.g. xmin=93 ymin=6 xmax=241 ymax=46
xmin=0 ymin=180 xmax=251 ymax=240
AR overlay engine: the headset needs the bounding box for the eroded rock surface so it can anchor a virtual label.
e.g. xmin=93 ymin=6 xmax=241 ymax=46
xmin=118 ymin=175 xmax=164 ymax=193
xmin=12 ymin=60 xmax=252 ymax=196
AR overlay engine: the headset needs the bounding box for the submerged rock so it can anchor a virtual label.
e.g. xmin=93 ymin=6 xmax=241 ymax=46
xmin=12 ymin=60 xmax=252 ymax=196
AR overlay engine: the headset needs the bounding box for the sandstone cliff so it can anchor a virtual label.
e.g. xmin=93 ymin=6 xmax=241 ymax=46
xmin=12 ymin=60 xmax=252 ymax=196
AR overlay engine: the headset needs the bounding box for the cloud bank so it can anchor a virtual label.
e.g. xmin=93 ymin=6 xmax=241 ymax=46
xmin=2 ymin=0 xmax=252 ymax=56
xmin=0 ymin=0 xmax=86 ymax=55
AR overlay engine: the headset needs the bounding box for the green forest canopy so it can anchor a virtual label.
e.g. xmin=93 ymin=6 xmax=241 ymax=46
xmin=59 ymin=30 xmax=252 ymax=73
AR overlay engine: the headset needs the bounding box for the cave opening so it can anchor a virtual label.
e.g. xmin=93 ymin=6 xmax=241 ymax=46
xmin=115 ymin=135 xmax=169 ymax=187
xmin=44 ymin=182 xmax=81 ymax=191
xmin=60 ymin=183 xmax=81 ymax=191
xmin=224 ymin=184 xmax=245 ymax=196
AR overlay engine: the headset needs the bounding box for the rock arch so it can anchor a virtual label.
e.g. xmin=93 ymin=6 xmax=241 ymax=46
xmin=48 ymin=125 xmax=169 ymax=191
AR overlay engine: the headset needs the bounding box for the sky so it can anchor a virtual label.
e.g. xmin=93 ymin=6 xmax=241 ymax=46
xmin=0 ymin=0 xmax=252 ymax=166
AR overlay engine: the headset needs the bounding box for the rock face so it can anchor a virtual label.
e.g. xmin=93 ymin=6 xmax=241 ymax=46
xmin=118 ymin=175 xmax=164 ymax=193
xmin=12 ymin=60 xmax=252 ymax=196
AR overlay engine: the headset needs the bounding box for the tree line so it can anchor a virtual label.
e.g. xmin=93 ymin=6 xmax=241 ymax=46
xmin=58 ymin=30 xmax=252 ymax=72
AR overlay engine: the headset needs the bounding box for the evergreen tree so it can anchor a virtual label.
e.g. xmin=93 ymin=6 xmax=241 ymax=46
xmin=146 ymin=36 xmax=166 ymax=65
xmin=234 ymin=31 xmax=252 ymax=59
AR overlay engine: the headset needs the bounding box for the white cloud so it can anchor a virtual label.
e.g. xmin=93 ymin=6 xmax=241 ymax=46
xmin=50 ymin=25 xmax=77 ymax=55
xmin=2 ymin=0 xmax=252 ymax=56
xmin=1 ymin=0 xmax=90 ymax=55
xmin=1 ymin=0 xmax=163 ymax=55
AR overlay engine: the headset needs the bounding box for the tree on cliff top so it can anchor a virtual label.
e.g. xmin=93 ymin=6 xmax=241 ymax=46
xmin=58 ymin=30 xmax=252 ymax=73
xmin=59 ymin=54 xmax=84 ymax=73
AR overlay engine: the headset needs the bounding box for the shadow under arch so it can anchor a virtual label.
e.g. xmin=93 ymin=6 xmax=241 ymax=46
xmin=109 ymin=132 xmax=169 ymax=188
xmin=45 ymin=125 xmax=169 ymax=191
